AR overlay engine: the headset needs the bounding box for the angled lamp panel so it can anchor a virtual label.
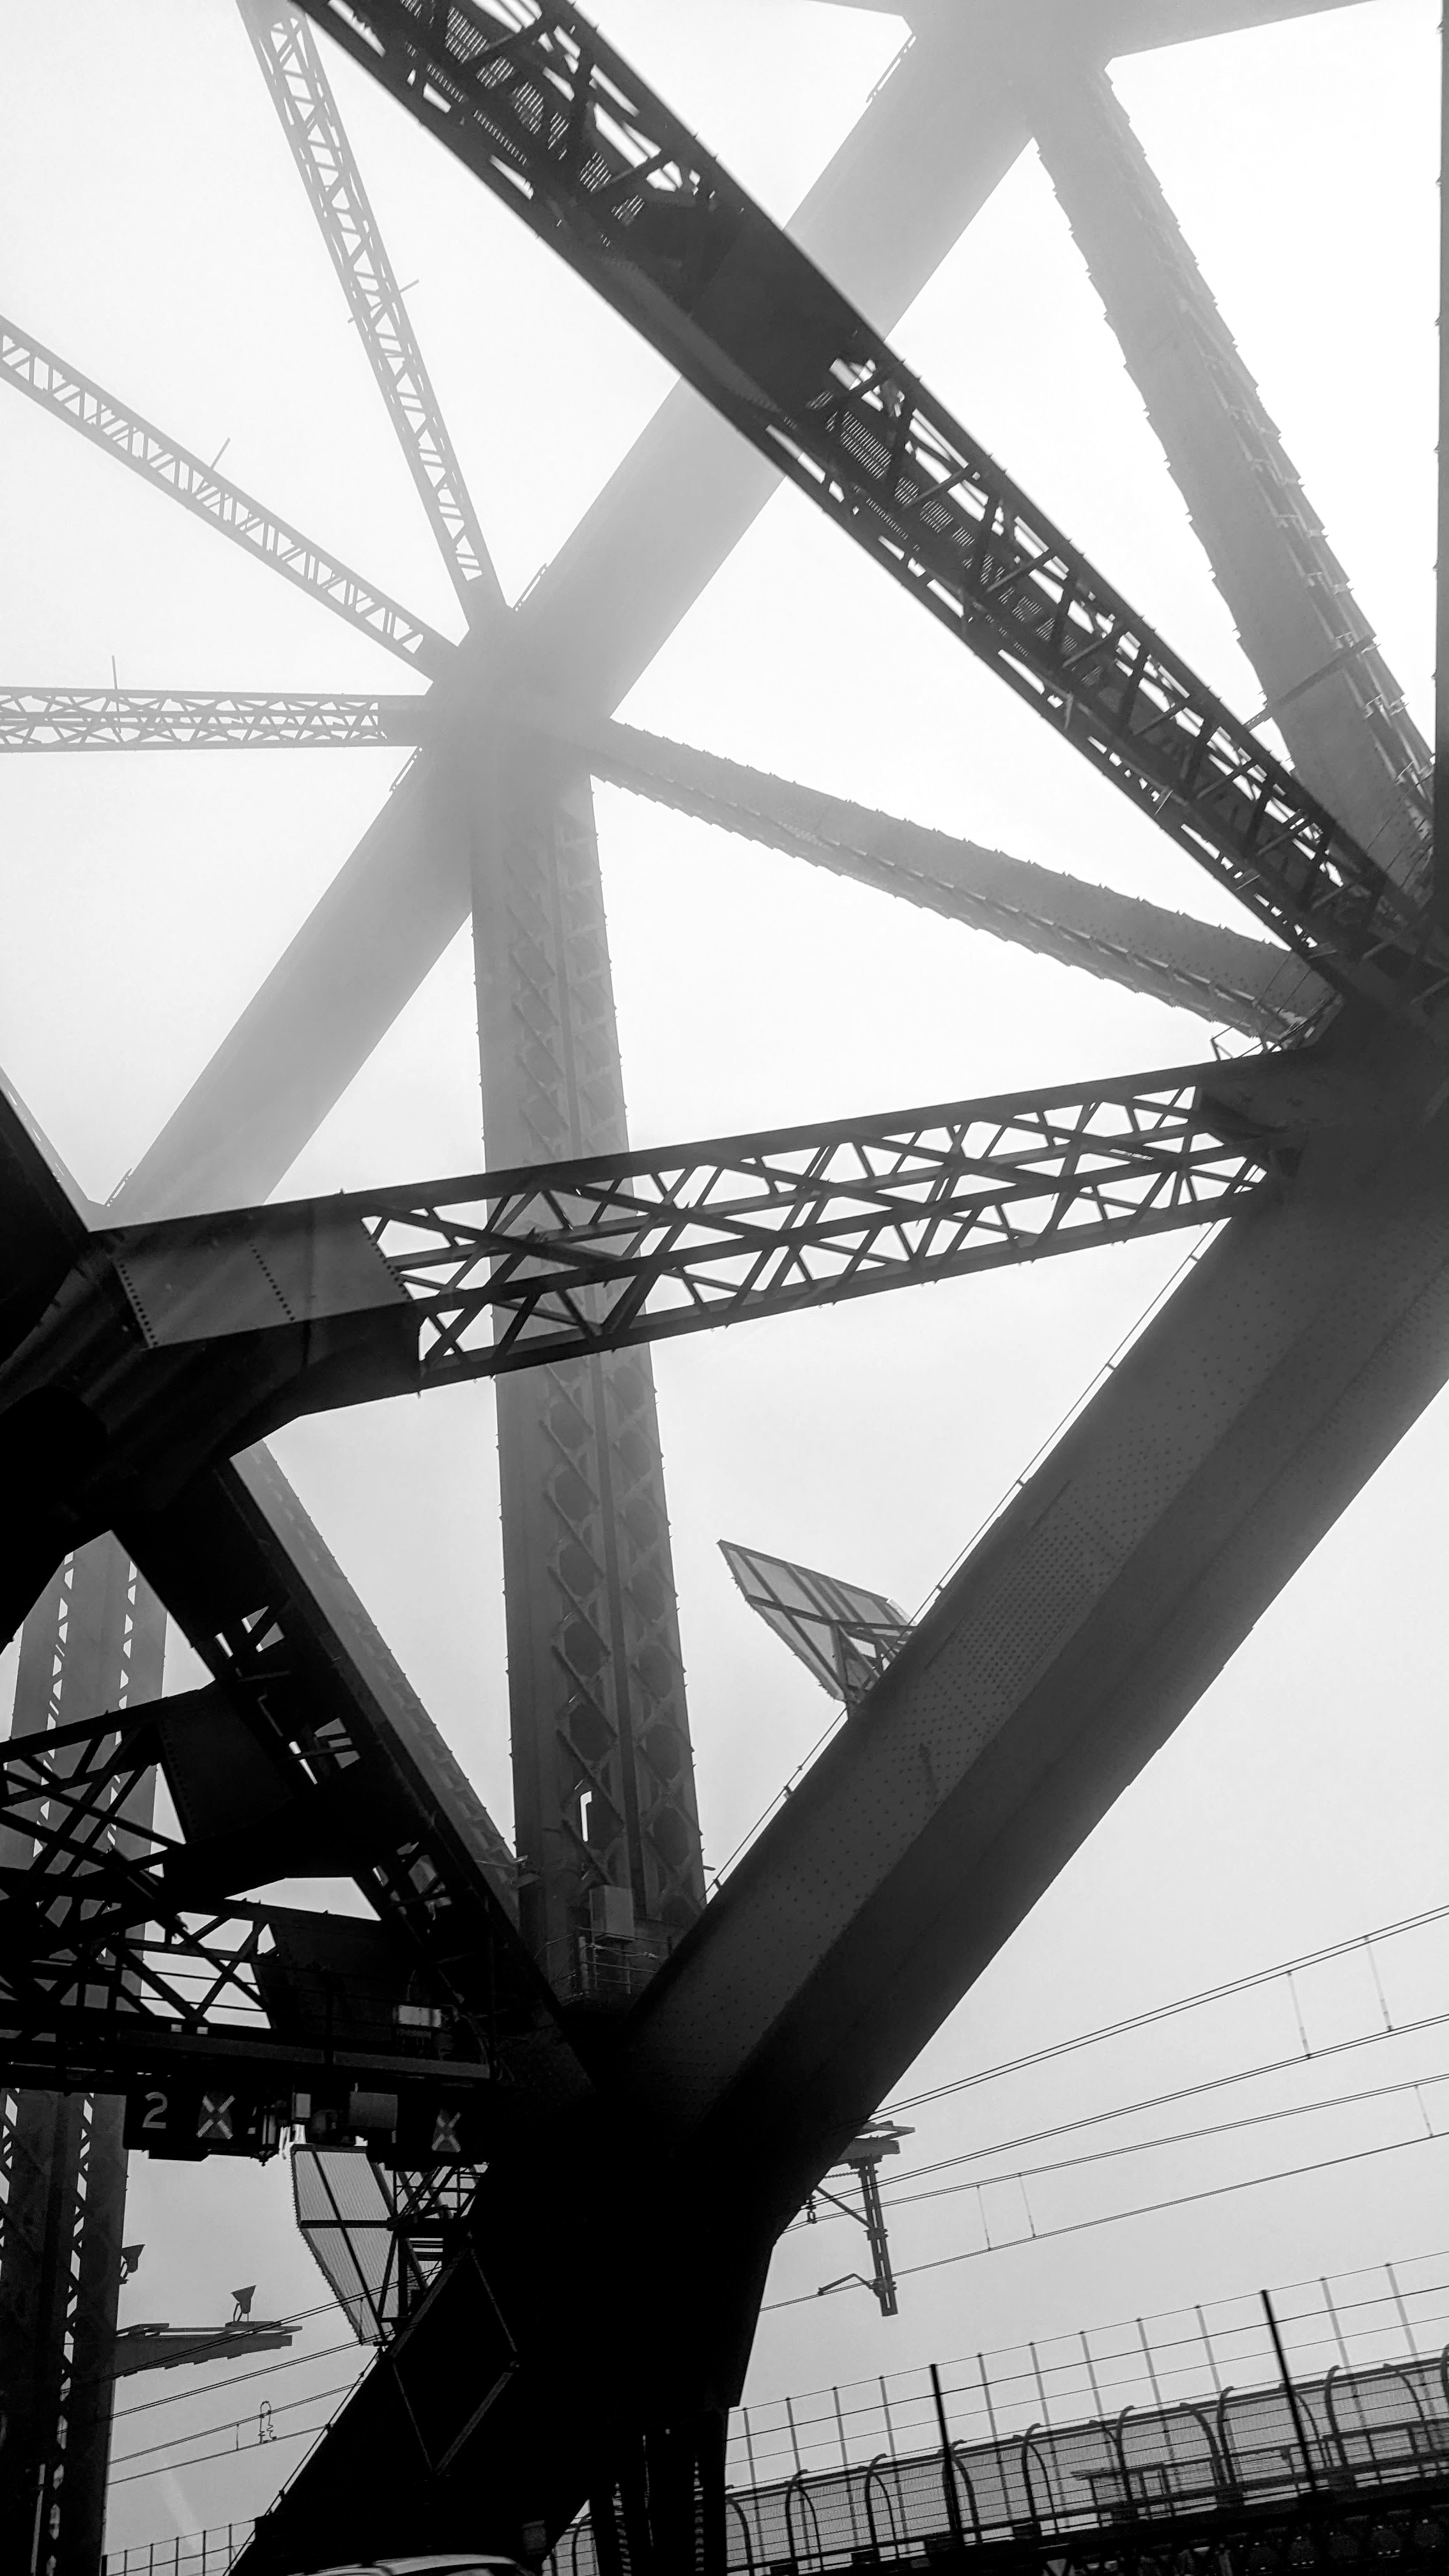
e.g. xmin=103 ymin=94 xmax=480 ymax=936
xmin=720 ymin=1540 xmax=912 ymax=1704
xmin=293 ymin=2144 xmax=397 ymax=2343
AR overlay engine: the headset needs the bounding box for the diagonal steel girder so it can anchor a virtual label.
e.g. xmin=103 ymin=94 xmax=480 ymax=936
xmin=114 ymin=1449 xmax=574 ymax=2085
xmin=108 ymin=3 xmax=1345 ymax=1224
xmin=1028 ymin=52 xmax=1432 ymax=896
xmin=236 ymin=0 xmax=505 ymax=617
xmin=0 ymin=684 xmax=1318 ymax=1037
xmin=0 ymin=1009 xmax=539 ymax=2133
xmin=0 ymin=316 xmax=452 ymax=677
xmin=0 ymin=1086 xmax=539 ymax=1951
xmin=291 ymin=0 xmax=1446 ymax=1032
xmin=546 ymin=705 xmax=1326 ymax=1040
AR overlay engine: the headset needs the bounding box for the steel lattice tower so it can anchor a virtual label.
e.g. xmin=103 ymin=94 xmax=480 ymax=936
xmin=0 ymin=1542 xmax=164 ymax=2572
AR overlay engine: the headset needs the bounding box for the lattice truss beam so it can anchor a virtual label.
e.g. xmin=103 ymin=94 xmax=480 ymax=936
xmin=236 ymin=0 xmax=503 ymax=614
xmin=0 ymin=1686 xmax=496 ymax=2104
xmin=0 ymin=689 xmax=427 ymax=749
xmin=2 ymin=0 xmax=1441 ymax=2563
xmin=0 ymin=1050 xmax=1346 ymax=1633
xmin=0 ymin=1423 xmax=589 ymax=2112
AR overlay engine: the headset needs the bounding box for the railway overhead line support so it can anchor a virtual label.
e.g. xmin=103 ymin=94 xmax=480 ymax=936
xmin=0 ymin=2 xmax=1443 ymax=2572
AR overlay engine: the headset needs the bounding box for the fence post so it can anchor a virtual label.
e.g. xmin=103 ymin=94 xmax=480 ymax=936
xmin=977 ymin=2351 xmax=1000 ymax=2448
xmin=1387 ymin=2263 xmax=1420 ymax=2356
xmin=1317 ymin=2278 xmax=1349 ymax=2369
xmin=1262 ymin=2289 xmax=1320 ymax=2495
xmin=741 ymin=2402 xmax=758 ymax=2492
xmin=832 ymin=2386 xmax=848 ymax=2470
xmin=931 ymin=2364 xmax=965 ymax=2559
xmin=879 ymin=2374 xmax=897 ymax=2460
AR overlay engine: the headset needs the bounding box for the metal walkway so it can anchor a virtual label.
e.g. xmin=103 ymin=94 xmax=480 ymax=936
xmin=553 ymin=2347 xmax=1449 ymax=2573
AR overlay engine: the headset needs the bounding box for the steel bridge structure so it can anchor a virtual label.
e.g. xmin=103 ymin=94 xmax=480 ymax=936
xmin=0 ymin=1 xmax=1440 ymax=2570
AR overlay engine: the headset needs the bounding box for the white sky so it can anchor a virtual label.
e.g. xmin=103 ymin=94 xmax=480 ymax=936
xmin=3 ymin=0 xmax=1447 ymax=2555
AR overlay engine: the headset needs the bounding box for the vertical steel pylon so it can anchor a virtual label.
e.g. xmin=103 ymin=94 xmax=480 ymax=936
xmin=0 ymin=1539 xmax=164 ymax=2576
xmin=471 ymin=726 xmax=704 ymax=1988
xmin=238 ymin=1 xmax=705 ymax=1993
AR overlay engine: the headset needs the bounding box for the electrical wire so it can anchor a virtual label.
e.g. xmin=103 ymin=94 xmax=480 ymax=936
xmin=112 ymin=2333 xmax=365 ymax=2422
xmin=792 ymin=2030 xmax=1449 ymax=2224
xmin=111 ymin=2366 xmax=367 ymax=2474
xmin=882 ymin=1898 xmax=1449 ymax=2116
xmin=100 ymin=1901 xmax=1449 ymax=2496
xmin=109 ymin=2399 xmax=351 ymax=2490
xmin=889 ymin=1906 xmax=1444 ymax=2114
xmin=796 ymin=2063 xmax=1449 ymax=2230
xmin=763 ymin=2126 xmax=1449 ymax=2310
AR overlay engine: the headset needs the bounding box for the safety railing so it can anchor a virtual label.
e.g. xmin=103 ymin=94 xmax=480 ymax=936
xmin=102 ymin=2524 xmax=254 ymax=2575
xmin=549 ymin=2248 xmax=1449 ymax=2572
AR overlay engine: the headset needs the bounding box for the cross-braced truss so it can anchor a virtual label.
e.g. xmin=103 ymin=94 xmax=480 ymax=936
xmin=1 ymin=1 xmax=1440 ymax=2567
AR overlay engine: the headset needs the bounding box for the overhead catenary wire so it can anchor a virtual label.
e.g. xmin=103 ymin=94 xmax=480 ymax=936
xmin=788 ymin=2061 xmax=1449 ymax=2232
xmin=105 ymin=1911 xmax=1449 ymax=2462
xmin=764 ymin=2127 xmax=1449 ymax=2310
xmin=112 ymin=2333 xmax=365 ymax=2423
xmin=795 ymin=2022 xmax=1449 ymax=2219
xmin=882 ymin=1896 xmax=1449 ymax=2117
xmin=109 ymin=2398 xmax=353 ymax=2490
xmin=111 ymin=2365 xmax=367 ymax=2476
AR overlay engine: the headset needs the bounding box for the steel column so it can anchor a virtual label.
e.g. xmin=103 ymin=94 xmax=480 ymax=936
xmin=0 ymin=1537 xmax=165 ymax=2576
xmin=470 ymin=729 xmax=703 ymax=1986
